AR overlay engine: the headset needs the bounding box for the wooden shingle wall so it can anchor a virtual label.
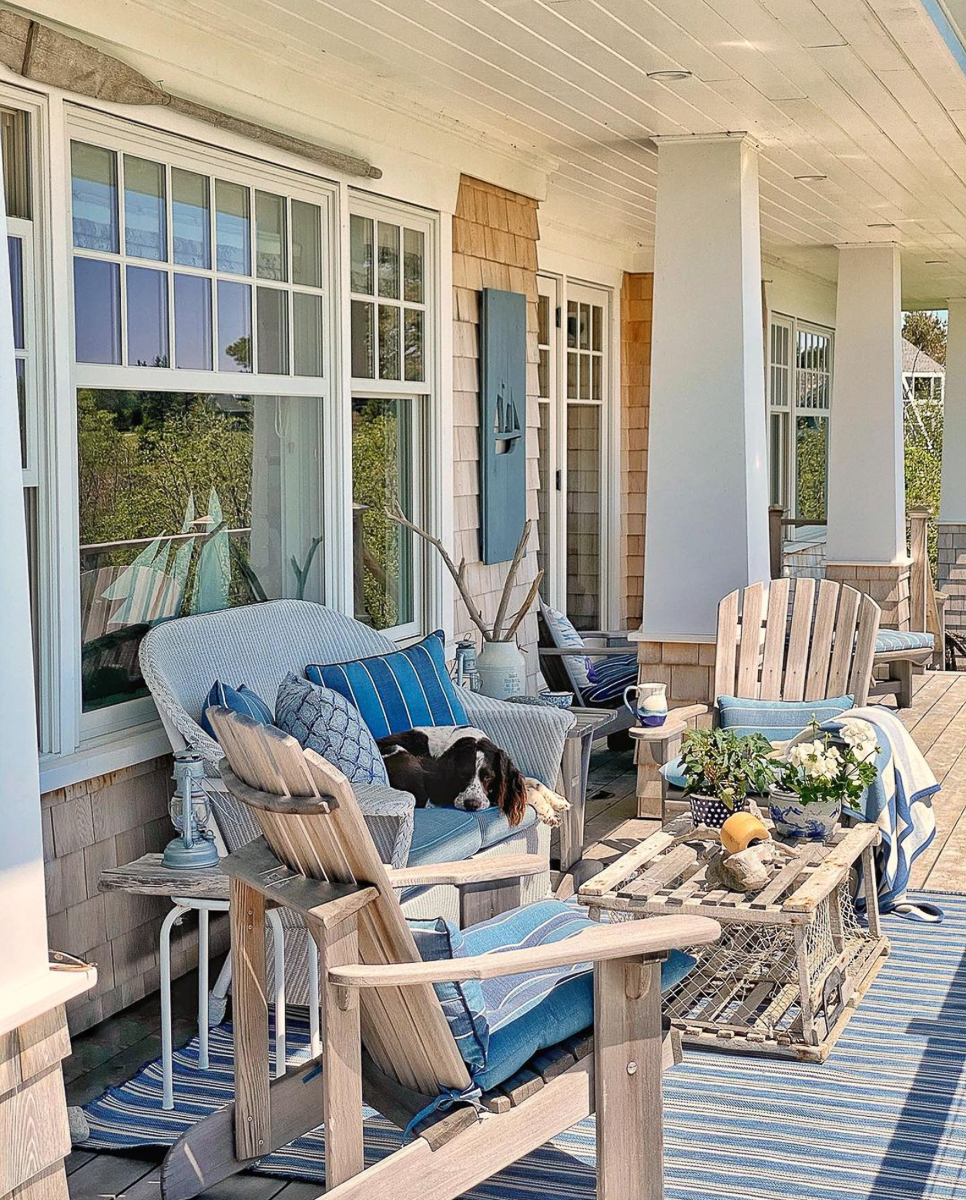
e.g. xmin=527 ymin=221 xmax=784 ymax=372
xmin=452 ymin=176 xmax=543 ymax=684
xmin=621 ymin=272 xmax=653 ymax=627
xmin=42 ymin=757 xmax=227 ymax=1034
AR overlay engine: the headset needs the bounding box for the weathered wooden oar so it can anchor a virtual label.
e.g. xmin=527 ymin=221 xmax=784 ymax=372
xmin=0 ymin=13 xmax=382 ymax=179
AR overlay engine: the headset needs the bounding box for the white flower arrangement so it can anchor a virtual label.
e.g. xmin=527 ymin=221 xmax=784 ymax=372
xmin=773 ymin=718 xmax=880 ymax=810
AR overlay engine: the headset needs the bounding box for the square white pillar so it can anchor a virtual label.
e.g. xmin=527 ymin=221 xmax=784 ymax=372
xmin=641 ymin=134 xmax=770 ymax=640
xmin=826 ymin=244 xmax=905 ymax=564
xmin=940 ymin=298 xmax=966 ymax=523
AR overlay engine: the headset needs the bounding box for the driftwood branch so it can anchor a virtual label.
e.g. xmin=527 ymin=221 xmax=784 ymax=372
xmin=491 ymin=520 xmax=532 ymax=640
xmin=385 ymin=504 xmax=492 ymax=640
xmin=504 ymin=569 xmax=544 ymax=642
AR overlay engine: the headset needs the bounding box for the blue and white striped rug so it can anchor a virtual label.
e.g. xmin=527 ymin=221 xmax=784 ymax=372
xmin=82 ymin=894 xmax=966 ymax=1199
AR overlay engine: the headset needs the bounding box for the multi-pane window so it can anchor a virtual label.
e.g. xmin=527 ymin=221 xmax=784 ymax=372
xmin=768 ymin=315 xmax=833 ymax=525
xmin=536 ymin=287 xmax=554 ymax=586
xmin=349 ymin=212 xmax=426 ymax=382
xmin=70 ymin=141 xmax=327 ymax=376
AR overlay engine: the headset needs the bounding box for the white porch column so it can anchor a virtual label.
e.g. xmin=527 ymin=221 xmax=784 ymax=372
xmin=826 ymin=245 xmax=905 ymax=563
xmin=640 ymin=133 xmax=770 ymax=643
xmin=938 ymin=299 xmax=966 ymax=636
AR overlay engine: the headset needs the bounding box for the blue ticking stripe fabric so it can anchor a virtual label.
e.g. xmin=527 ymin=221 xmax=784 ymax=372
xmin=306 ymin=630 xmax=468 ymax=741
xmin=79 ymin=896 xmax=959 ymax=1199
xmin=408 ymin=808 xmax=483 ymax=866
xmin=875 ymin=629 xmax=935 ymax=654
xmin=274 ymin=673 xmax=388 ymax=786
xmin=199 ymin=680 xmax=274 ymax=739
xmin=581 ymin=652 xmax=638 ymax=705
xmin=717 ymin=692 xmax=855 ymax=743
xmin=409 ymin=917 xmax=489 ymax=1075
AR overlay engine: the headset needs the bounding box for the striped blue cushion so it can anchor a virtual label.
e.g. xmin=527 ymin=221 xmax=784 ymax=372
xmin=472 ymin=803 xmax=539 ymax=849
xmin=875 ymin=629 xmax=935 ymax=654
xmin=408 ymin=808 xmax=483 ymax=866
xmin=199 ymin=681 xmax=274 ymax=739
xmin=306 ymin=630 xmax=468 ymax=741
xmin=717 ymin=693 xmax=854 ymax=743
xmin=582 ymin=652 xmax=638 ymax=705
xmin=543 ymin=606 xmax=592 ymax=689
xmin=409 ymin=918 xmax=488 ymax=1075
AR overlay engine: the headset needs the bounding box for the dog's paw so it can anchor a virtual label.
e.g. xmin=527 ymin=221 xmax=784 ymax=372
xmin=525 ymin=779 xmax=571 ymax=826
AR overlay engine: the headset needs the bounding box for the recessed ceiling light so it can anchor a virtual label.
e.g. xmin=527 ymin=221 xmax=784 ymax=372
xmin=646 ymin=70 xmax=692 ymax=81
xmin=794 ymin=173 xmax=827 ymax=182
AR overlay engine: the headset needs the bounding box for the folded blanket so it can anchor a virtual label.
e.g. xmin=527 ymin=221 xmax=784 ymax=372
xmin=816 ymin=706 xmax=939 ymax=913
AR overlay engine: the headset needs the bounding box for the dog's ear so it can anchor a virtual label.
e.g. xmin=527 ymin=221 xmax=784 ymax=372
xmin=490 ymin=745 xmax=528 ymax=826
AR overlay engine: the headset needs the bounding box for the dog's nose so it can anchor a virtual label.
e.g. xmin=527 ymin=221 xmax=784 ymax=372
xmin=463 ymin=797 xmax=487 ymax=811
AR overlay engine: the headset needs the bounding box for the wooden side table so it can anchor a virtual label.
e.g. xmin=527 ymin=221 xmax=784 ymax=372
xmin=99 ymin=854 xmax=318 ymax=1108
xmin=557 ymin=707 xmax=623 ymax=871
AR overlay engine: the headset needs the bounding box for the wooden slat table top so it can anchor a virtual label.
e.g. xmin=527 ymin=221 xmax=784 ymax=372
xmin=98 ymin=853 xmax=229 ymax=900
xmin=578 ymin=814 xmax=880 ymax=923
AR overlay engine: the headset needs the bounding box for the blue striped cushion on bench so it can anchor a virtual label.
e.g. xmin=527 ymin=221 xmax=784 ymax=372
xmin=875 ymin=629 xmax=934 ymax=654
xmin=717 ymin=693 xmax=854 ymax=743
xmin=582 ymin=652 xmax=638 ymax=705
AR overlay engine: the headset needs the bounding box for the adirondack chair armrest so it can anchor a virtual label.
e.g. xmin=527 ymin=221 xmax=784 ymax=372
xmin=539 ymin=646 xmax=634 ymax=658
xmin=386 ymin=853 xmax=547 ymax=889
xmin=630 ymin=704 xmax=709 ymax=743
xmin=327 ymin=914 xmax=721 ymax=988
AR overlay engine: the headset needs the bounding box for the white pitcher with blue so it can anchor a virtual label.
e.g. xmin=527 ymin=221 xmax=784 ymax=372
xmin=623 ymin=681 xmax=668 ymax=727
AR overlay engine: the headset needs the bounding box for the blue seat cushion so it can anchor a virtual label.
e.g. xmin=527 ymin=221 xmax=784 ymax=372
xmin=875 ymin=629 xmax=935 ymax=654
xmin=408 ymin=807 xmax=483 ymax=866
xmin=274 ymin=673 xmax=389 ymax=786
xmin=661 ymin=754 xmax=688 ymax=791
xmin=199 ymin=680 xmax=273 ymax=739
xmin=581 ymin=652 xmax=638 ymax=705
xmin=409 ymin=918 xmax=488 ymax=1074
xmin=717 ymin=693 xmax=854 ymax=743
xmin=306 ymin=630 xmax=468 ymax=741
xmin=472 ymin=804 xmax=539 ymax=849
xmin=419 ymin=898 xmax=697 ymax=1094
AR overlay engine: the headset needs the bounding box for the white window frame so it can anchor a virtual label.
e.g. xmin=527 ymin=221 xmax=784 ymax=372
xmin=768 ymin=312 xmax=834 ymax=531
xmin=535 ymin=273 xmax=615 ymax=626
xmin=346 ymin=192 xmax=439 ymax=643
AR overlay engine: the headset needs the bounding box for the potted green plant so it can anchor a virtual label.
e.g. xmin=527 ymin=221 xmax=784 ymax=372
xmin=678 ymin=727 xmax=775 ymax=829
xmin=768 ymin=719 xmax=880 ymax=842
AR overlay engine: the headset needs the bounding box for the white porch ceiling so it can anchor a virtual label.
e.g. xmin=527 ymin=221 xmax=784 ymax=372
xmin=29 ymin=0 xmax=966 ymax=306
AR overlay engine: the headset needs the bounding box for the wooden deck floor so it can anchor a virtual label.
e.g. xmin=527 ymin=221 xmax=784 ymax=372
xmin=63 ymin=670 xmax=966 ymax=1197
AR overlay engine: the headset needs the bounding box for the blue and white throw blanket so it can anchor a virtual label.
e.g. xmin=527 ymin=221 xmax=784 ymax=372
xmin=818 ymin=705 xmax=940 ymax=920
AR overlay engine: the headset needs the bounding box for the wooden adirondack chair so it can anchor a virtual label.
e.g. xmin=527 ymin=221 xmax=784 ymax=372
xmin=634 ymin=578 xmax=881 ymax=815
xmin=162 ymin=711 xmax=719 ymax=1200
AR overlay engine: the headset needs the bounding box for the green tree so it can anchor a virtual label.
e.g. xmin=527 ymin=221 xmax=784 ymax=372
xmin=902 ymin=310 xmax=946 ymax=367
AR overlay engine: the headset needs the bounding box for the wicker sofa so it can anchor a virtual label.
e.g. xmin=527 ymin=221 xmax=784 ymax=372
xmin=139 ymin=600 xmax=574 ymax=1001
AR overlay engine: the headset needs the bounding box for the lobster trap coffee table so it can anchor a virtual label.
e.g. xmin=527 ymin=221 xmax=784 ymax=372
xmin=578 ymin=815 xmax=890 ymax=1062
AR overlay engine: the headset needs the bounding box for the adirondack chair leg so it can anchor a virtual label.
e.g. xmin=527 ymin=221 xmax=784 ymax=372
xmin=595 ymin=954 xmax=665 ymax=1200
xmin=230 ymin=877 xmax=271 ymax=1161
xmin=310 ymin=914 xmax=365 ymax=1190
xmin=893 ymin=658 xmax=914 ymax=709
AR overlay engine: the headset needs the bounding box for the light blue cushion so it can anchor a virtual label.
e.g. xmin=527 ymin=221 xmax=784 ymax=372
xmin=408 ymin=808 xmax=483 ymax=866
xmin=306 ymin=630 xmax=468 ymax=741
xmin=717 ymin=693 xmax=854 ymax=743
xmin=582 ymin=652 xmax=638 ymax=705
xmin=274 ymin=673 xmax=388 ymax=785
xmin=543 ymin=605 xmax=592 ymax=689
xmin=472 ymin=804 xmax=539 ymax=849
xmin=875 ymin=629 xmax=935 ymax=654
xmin=426 ymin=898 xmax=697 ymax=1093
xmin=661 ymin=754 xmax=688 ymax=791
xmin=409 ymin=918 xmax=488 ymax=1075
xmin=199 ymin=680 xmax=273 ymax=739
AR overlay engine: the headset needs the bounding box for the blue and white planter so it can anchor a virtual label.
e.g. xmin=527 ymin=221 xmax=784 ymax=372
xmin=768 ymin=786 xmax=841 ymax=843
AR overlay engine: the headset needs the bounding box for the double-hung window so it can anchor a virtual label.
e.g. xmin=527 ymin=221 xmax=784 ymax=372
xmin=69 ymin=115 xmax=333 ymax=732
xmin=348 ymin=196 xmax=433 ymax=640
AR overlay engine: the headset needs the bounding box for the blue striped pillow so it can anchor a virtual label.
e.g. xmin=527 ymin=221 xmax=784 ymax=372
xmin=408 ymin=917 xmax=489 ymax=1075
xmin=199 ymin=681 xmax=274 ymax=738
xmin=717 ymin=693 xmax=854 ymax=743
xmin=306 ymin=630 xmax=468 ymax=741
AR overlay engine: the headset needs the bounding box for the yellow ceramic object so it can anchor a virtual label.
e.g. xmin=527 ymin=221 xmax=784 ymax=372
xmin=720 ymin=811 xmax=770 ymax=855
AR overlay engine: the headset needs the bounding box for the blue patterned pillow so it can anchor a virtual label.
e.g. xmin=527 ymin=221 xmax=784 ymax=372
xmin=199 ymin=681 xmax=274 ymax=739
xmin=717 ymin=693 xmax=854 ymax=743
xmin=543 ymin=605 xmax=592 ymax=690
xmin=408 ymin=917 xmax=489 ymax=1076
xmin=275 ymin=673 xmax=389 ymax=785
xmin=306 ymin=630 xmax=468 ymax=741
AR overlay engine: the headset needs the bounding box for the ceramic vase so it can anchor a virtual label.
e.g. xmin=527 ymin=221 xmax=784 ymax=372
xmin=688 ymin=793 xmax=749 ymax=830
xmin=476 ymin=639 xmax=526 ymax=700
xmin=768 ymin=786 xmax=841 ymax=843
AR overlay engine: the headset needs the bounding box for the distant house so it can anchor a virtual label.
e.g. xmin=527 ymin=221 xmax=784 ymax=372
xmin=902 ymin=337 xmax=945 ymax=402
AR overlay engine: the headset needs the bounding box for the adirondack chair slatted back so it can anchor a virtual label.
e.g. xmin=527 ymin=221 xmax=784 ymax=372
xmin=209 ymin=709 xmax=471 ymax=1098
xmin=714 ymin=579 xmax=879 ymax=706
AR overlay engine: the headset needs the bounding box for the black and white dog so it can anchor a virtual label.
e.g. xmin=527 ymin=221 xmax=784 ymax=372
xmin=376 ymin=726 xmax=570 ymax=827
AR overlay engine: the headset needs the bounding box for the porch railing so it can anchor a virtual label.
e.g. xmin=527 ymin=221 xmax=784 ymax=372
xmin=909 ymin=506 xmax=947 ymax=663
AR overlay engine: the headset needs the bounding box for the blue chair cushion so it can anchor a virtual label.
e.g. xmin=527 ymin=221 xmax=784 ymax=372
xmin=416 ymin=899 xmax=697 ymax=1094
xmin=306 ymin=630 xmax=468 ymax=741
xmin=582 ymin=652 xmax=638 ymax=705
xmin=717 ymin=693 xmax=854 ymax=743
xmin=199 ymin=680 xmax=273 ymax=739
xmin=661 ymin=754 xmax=688 ymax=791
xmin=274 ymin=673 xmax=389 ymax=786
xmin=543 ymin=605 xmax=592 ymax=689
xmin=875 ymin=629 xmax=935 ymax=654
xmin=409 ymin=918 xmax=488 ymax=1074
xmin=472 ymin=804 xmax=539 ymax=849
xmin=408 ymin=808 xmax=483 ymax=866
